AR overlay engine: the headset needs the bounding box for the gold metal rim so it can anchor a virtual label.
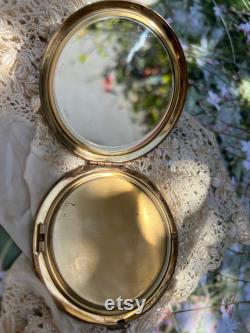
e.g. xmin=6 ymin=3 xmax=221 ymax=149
xmin=40 ymin=0 xmax=187 ymax=163
xmin=33 ymin=167 xmax=178 ymax=326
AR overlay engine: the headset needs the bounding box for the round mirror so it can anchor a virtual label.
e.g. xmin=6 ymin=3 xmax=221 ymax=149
xmin=54 ymin=17 xmax=173 ymax=148
xmin=41 ymin=1 xmax=187 ymax=162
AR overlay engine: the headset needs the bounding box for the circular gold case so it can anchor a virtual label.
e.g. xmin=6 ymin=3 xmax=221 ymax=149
xmin=33 ymin=0 xmax=187 ymax=328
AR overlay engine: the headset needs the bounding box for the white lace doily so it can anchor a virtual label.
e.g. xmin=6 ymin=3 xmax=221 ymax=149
xmin=0 ymin=0 xmax=250 ymax=332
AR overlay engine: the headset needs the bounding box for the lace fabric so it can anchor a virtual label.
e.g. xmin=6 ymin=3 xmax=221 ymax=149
xmin=0 ymin=0 xmax=250 ymax=332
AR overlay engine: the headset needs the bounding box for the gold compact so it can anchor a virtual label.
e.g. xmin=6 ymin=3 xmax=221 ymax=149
xmin=33 ymin=0 xmax=187 ymax=328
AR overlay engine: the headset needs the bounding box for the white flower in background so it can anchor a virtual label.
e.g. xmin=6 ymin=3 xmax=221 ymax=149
xmin=239 ymin=22 xmax=250 ymax=44
xmin=241 ymin=141 xmax=250 ymax=155
xmin=175 ymin=303 xmax=200 ymax=332
xmin=221 ymin=297 xmax=235 ymax=318
xmin=180 ymin=40 xmax=188 ymax=52
xmin=244 ymin=283 xmax=250 ymax=300
xmin=230 ymin=177 xmax=237 ymax=190
xmin=213 ymin=5 xmax=225 ymax=17
xmin=189 ymin=3 xmax=205 ymax=31
xmin=239 ymin=77 xmax=250 ymax=104
xmin=199 ymin=273 xmax=207 ymax=287
xmin=195 ymin=36 xmax=211 ymax=69
xmin=173 ymin=9 xmax=188 ymax=27
xmin=216 ymin=79 xmax=237 ymax=99
xmin=166 ymin=17 xmax=173 ymax=25
xmin=211 ymin=27 xmax=224 ymax=44
xmin=173 ymin=1 xmax=205 ymax=36
xmin=193 ymin=32 xmax=223 ymax=76
xmin=175 ymin=302 xmax=217 ymax=333
xmin=230 ymin=243 xmax=242 ymax=252
xmin=200 ymin=36 xmax=209 ymax=51
xmin=243 ymin=160 xmax=250 ymax=171
xmin=218 ymin=298 xmax=239 ymax=332
xmin=217 ymin=315 xmax=239 ymax=333
xmin=219 ymin=84 xmax=230 ymax=99
xmin=207 ymin=90 xmax=221 ymax=110
xmin=241 ymin=141 xmax=250 ymax=171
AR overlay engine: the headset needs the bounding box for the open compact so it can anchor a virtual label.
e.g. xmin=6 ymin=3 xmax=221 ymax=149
xmin=33 ymin=0 xmax=187 ymax=328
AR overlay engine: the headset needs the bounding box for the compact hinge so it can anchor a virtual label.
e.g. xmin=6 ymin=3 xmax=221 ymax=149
xmin=37 ymin=224 xmax=47 ymax=253
xmin=89 ymin=161 xmax=122 ymax=167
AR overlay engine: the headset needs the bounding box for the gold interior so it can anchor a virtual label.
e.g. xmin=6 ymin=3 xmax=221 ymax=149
xmin=33 ymin=168 xmax=177 ymax=325
xmin=51 ymin=176 xmax=167 ymax=306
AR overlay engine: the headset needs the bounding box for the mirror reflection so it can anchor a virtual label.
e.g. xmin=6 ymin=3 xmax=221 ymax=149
xmin=53 ymin=17 xmax=173 ymax=148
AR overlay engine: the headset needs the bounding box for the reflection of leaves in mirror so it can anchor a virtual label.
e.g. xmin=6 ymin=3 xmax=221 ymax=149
xmin=77 ymin=18 xmax=172 ymax=132
xmin=78 ymin=53 xmax=88 ymax=63
xmin=115 ymin=26 xmax=172 ymax=129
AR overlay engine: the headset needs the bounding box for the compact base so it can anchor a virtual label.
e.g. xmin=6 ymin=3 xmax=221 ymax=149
xmin=33 ymin=167 xmax=177 ymax=326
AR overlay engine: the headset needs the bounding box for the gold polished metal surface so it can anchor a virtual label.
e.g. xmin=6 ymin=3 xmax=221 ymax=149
xmin=52 ymin=176 xmax=166 ymax=305
xmin=40 ymin=0 xmax=187 ymax=163
xmin=33 ymin=167 xmax=178 ymax=326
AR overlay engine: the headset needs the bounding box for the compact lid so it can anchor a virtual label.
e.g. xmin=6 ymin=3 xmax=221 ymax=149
xmin=40 ymin=0 xmax=187 ymax=163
